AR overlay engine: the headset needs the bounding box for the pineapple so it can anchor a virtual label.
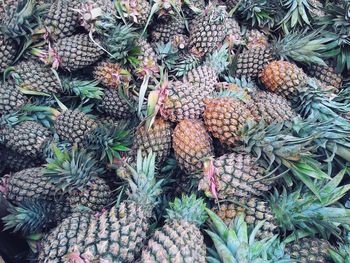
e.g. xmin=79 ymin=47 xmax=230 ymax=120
xmin=285 ymin=238 xmax=331 ymax=263
xmin=161 ymin=80 xmax=208 ymax=122
xmin=0 ymin=121 xmax=52 ymax=159
xmin=38 ymin=150 xmax=162 ymax=262
xmin=225 ymin=17 xmax=243 ymax=47
xmin=0 ymin=167 xmax=72 ymax=226
xmin=140 ymin=194 xmax=207 ymax=262
xmin=150 ymin=16 xmax=186 ymax=44
xmin=0 ymin=34 xmax=17 ymax=73
xmin=1 ymin=147 xmax=42 ymax=172
xmin=182 ymin=44 xmax=229 ymax=95
xmin=98 ymin=87 xmax=134 ymax=119
xmin=260 ymin=60 xmax=308 ymax=100
xmin=45 ymin=146 xmax=112 ymax=212
xmin=172 ymin=119 xmax=214 ymax=175
xmin=8 ymin=59 xmax=62 ymax=94
xmin=162 ymin=46 xmax=229 ymax=122
xmin=247 ymin=89 xmax=297 ymax=124
xmin=52 ymin=108 xmax=98 ymax=145
xmin=93 ymin=60 xmax=132 ymax=89
xmin=33 ymin=33 xmax=105 ymax=71
xmin=134 ymin=38 xmax=160 ymax=78
xmin=0 ymin=82 xmax=28 ymax=115
xmin=209 ymin=170 xmax=350 ymax=246
xmin=188 ymin=5 xmax=228 ymax=57
xmin=307 ymin=64 xmax=343 ymax=91
xmin=211 ymin=198 xmax=277 ymax=239
xmin=198 ymin=152 xmax=273 ymax=200
xmin=42 ymin=0 xmax=81 ymax=40
xmin=234 ymin=31 xmax=327 ymax=79
xmin=245 ymin=29 xmax=269 ymax=50
xmin=203 ymin=96 xmax=254 ymax=146
xmin=206 ymin=211 xmax=290 ymax=262
xmin=234 ymin=47 xmax=274 ymax=79
xmin=132 ymin=118 xmax=173 ymax=165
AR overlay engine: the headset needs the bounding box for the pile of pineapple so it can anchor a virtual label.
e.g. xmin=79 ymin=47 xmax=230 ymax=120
xmin=1 ymin=0 xmax=350 ymax=262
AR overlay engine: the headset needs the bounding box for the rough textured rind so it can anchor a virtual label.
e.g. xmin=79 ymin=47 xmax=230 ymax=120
xmin=173 ymin=119 xmax=213 ymax=175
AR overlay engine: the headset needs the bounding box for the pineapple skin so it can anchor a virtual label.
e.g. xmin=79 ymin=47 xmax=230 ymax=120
xmin=188 ymin=6 xmax=227 ymax=57
xmin=54 ymin=109 xmax=98 ymax=145
xmin=212 ymin=198 xmax=278 ymax=239
xmin=0 ymin=82 xmax=28 ymax=115
xmin=199 ymin=152 xmax=273 ymax=200
xmin=99 ymin=88 xmax=133 ymax=119
xmin=69 ymin=176 xmax=112 ymax=212
xmin=140 ymin=220 xmax=206 ymax=262
xmin=93 ymin=61 xmax=131 ymax=89
xmin=260 ymin=60 xmax=308 ymax=100
xmin=172 ymin=119 xmax=213 ymax=175
xmin=285 ymin=238 xmax=331 ymax=263
xmin=307 ymin=64 xmax=342 ymax=91
xmin=235 ymin=47 xmax=273 ymax=78
xmin=39 ymin=201 xmax=150 ymax=262
xmin=1 ymin=147 xmax=42 ymax=172
xmin=132 ymin=118 xmax=173 ymax=165
xmin=13 ymin=59 xmax=62 ymax=94
xmin=1 ymin=121 xmax=52 ymax=159
xmin=182 ymin=65 xmax=218 ymax=96
xmin=43 ymin=0 xmax=81 ymax=40
xmin=151 ymin=16 xmax=186 ymax=44
xmin=0 ymin=34 xmax=17 ymax=73
xmin=203 ymin=97 xmax=254 ymax=146
xmin=247 ymin=90 xmax=297 ymax=124
xmin=54 ymin=34 xmax=104 ymax=71
xmin=161 ymin=81 xmax=208 ymax=122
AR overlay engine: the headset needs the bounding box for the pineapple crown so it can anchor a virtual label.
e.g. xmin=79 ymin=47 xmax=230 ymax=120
xmin=235 ymin=0 xmax=280 ymax=29
xmin=44 ymin=145 xmax=105 ymax=193
xmin=123 ymin=149 xmax=163 ymax=214
xmin=82 ymin=122 xmax=131 ymax=164
xmin=3 ymin=199 xmax=56 ymax=235
xmin=206 ymin=211 xmax=289 ymax=262
xmin=237 ymin=120 xmax=331 ymax=195
xmin=279 ymin=0 xmax=319 ymax=34
xmin=289 ymin=118 xmax=350 ymax=164
xmin=165 ymin=194 xmax=207 ymax=225
xmin=269 ymin=168 xmax=350 ymax=239
xmin=61 ymin=78 xmax=104 ymax=100
xmin=204 ymin=43 xmax=230 ymax=74
xmin=273 ymin=29 xmax=328 ymax=66
xmin=317 ymin=1 xmax=350 ymax=73
xmin=294 ymin=79 xmax=350 ymax=124
xmin=0 ymin=0 xmax=42 ymax=39
xmin=102 ymin=23 xmax=140 ymax=66
xmin=329 ymin=244 xmax=350 ymax=263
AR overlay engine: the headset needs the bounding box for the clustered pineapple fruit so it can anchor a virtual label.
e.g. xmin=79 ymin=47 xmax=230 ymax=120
xmin=1 ymin=0 xmax=350 ymax=262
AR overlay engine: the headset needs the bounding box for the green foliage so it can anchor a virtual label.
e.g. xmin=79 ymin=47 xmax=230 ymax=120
xmin=317 ymin=1 xmax=350 ymax=73
xmin=124 ymin=149 xmax=163 ymax=212
xmin=102 ymin=23 xmax=140 ymax=66
xmin=83 ymin=122 xmax=131 ymax=164
xmin=44 ymin=145 xmax=105 ymax=192
xmin=61 ymin=78 xmax=104 ymax=100
xmin=206 ymin=211 xmax=290 ymax=262
xmin=3 ymin=199 xmax=55 ymax=235
xmin=269 ymin=169 xmax=350 ymax=239
xmin=165 ymin=194 xmax=207 ymax=225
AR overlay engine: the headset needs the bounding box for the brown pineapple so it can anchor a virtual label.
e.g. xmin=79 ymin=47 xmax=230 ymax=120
xmin=172 ymin=119 xmax=214 ymax=175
